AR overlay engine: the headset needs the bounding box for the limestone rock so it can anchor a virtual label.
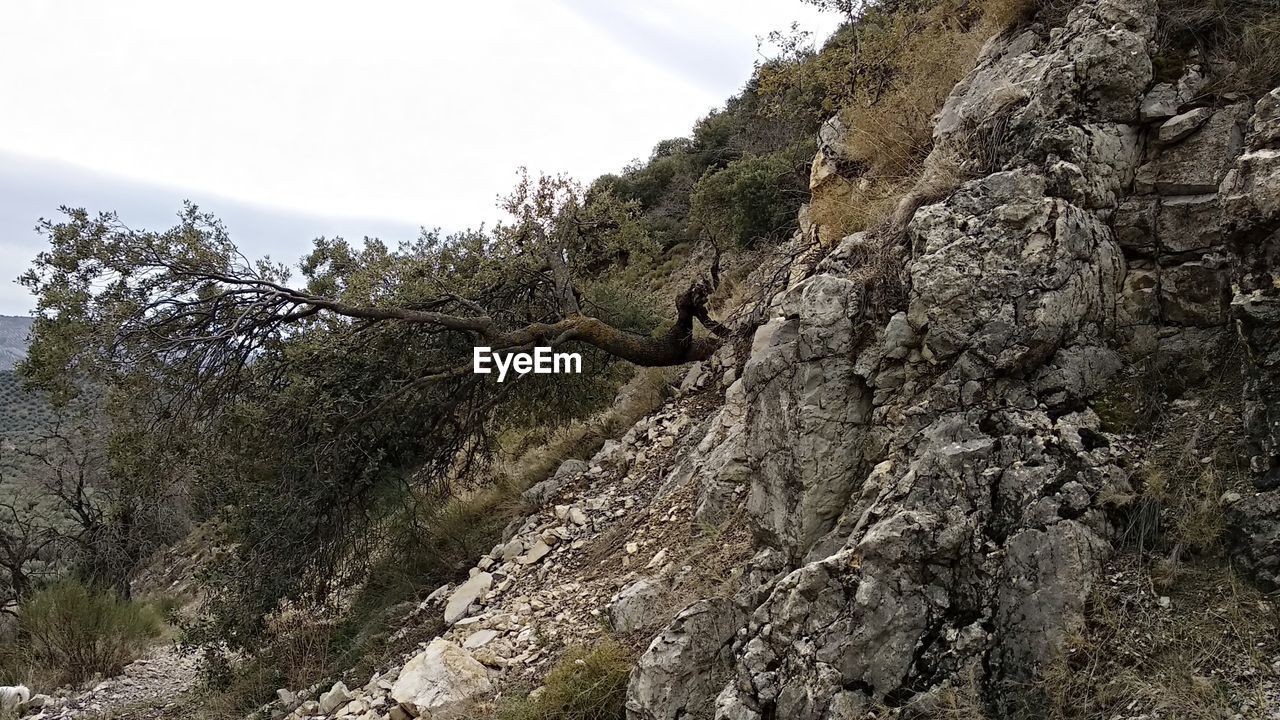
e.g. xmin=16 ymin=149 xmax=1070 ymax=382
xmin=1136 ymin=107 xmax=1244 ymax=194
xmin=1157 ymin=194 xmax=1222 ymax=253
xmin=0 ymin=686 xmax=29 ymax=714
xmin=1160 ymin=257 xmax=1231 ymax=326
xmin=318 ymin=681 xmax=353 ymax=715
xmin=391 ymin=639 xmax=493 ymax=718
xmin=518 ymin=539 xmax=552 ymax=565
xmin=1157 ymin=107 xmax=1213 ymax=145
xmin=464 ymin=629 xmax=500 ymax=650
xmin=608 ymin=577 xmax=666 ymax=634
xmin=739 ymin=274 xmax=874 ymax=561
xmin=1139 ymin=65 xmax=1206 ymax=121
xmin=444 ymin=572 xmax=493 ymax=625
xmin=810 ymin=115 xmax=863 ymax=189
xmin=626 ymin=599 xmax=745 ymax=720
xmin=522 ymin=459 xmax=587 ymax=507
xmin=1249 ymin=86 xmax=1280 ymax=149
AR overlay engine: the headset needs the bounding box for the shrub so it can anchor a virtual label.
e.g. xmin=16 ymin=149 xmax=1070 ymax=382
xmin=15 ymin=579 xmax=164 ymax=687
xmin=1101 ymin=340 xmax=1248 ymax=562
xmin=690 ymin=147 xmax=810 ymax=248
xmin=495 ymin=643 xmax=633 ymax=720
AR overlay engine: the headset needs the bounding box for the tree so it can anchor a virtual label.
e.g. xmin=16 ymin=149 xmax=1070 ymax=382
xmin=0 ymin=492 xmax=57 ymax=616
xmin=7 ymin=417 xmax=188 ymax=600
xmin=794 ymin=0 xmax=875 ymax=104
xmin=17 ymin=172 xmax=727 ymax=645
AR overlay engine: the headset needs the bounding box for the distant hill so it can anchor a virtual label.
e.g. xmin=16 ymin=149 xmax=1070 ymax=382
xmin=0 ymin=315 xmax=32 ymax=372
xmin=0 ymin=316 xmax=50 ymax=434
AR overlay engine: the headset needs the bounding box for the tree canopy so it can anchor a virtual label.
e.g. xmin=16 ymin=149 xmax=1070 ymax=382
xmin=16 ymin=172 xmax=728 ymax=644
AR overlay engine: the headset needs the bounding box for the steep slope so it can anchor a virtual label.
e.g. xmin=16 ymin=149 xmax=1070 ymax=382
xmin=627 ymin=0 xmax=1280 ymax=717
xmin=33 ymin=1 xmax=1280 ymax=719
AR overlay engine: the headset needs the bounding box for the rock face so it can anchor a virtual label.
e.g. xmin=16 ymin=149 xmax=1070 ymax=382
xmin=628 ymin=0 xmax=1280 ymax=718
xmin=390 ymin=639 xmax=493 ymax=718
xmin=739 ymin=274 xmax=874 ymax=561
xmin=234 ymin=3 xmax=1279 ymax=719
xmin=626 ymin=599 xmax=745 ymax=720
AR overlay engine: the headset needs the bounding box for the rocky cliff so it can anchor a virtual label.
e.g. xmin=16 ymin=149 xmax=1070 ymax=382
xmin=633 ymin=0 xmax=1280 ymax=717
xmin=94 ymin=1 xmax=1280 ymax=719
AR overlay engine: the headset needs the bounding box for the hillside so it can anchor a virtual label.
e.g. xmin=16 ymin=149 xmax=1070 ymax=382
xmin=0 ymin=315 xmax=30 ymax=372
xmin=0 ymin=315 xmax=53 ymax=436
xmin=4 ymin=1 xmax=1280 ymax=719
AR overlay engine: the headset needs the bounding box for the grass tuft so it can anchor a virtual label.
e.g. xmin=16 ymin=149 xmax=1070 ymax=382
xmin=495 ymin=642 xmax=633 ymax=720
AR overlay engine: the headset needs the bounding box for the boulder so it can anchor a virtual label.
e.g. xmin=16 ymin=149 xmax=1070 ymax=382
xmin=275 ymin=688 xmax=298 ymax=709
xmin=318 ymin=680 xmax=353 ymax=715
xmin=608 ymin=577 xmax=666 ymax=634
xmin=626 ymin=599 xmax=745 ymax=720
xmin=518 ymin=539 xmax=552 ymax=565
xmin=391 ymin=639 xmax=493 ymax=718
xmin=444 ymin=572 xmax=493 ymax=625
xmin=0 ymin=685 xmax=29 ymax=714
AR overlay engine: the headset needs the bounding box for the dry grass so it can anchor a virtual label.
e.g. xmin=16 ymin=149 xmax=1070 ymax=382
xmin=810 ymin=176 xmax=909 ymax=242
xmin=499 ymin=367 xmax=677 ymax=492
xmin=1098 ymin=339 xmax=1250 ymax=569
xmin=1040 ymin=556 xmax=1279 ymax=720
xmin=807 ymin=0 xmax=1022 ymax=246
xmin=492 ymin=642 xmax=634 ymax=720
xmin=1158 ymin=0 xmax=1280 ymax=95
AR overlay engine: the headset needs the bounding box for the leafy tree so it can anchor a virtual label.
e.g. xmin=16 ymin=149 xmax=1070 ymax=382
xmin=18 ymin=172 xmax=726 ymax=646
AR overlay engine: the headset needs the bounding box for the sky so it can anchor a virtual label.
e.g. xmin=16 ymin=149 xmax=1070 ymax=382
xmin=0 ymin=0 xmax=839 ymax=315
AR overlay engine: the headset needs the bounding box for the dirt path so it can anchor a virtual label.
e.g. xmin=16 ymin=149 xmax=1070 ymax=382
xmin=40 ymin=645 xmax=202 ymax=719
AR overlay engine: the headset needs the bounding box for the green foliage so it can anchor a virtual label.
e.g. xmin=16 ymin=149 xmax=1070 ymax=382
xmin=345 ymin=485 xmax=518 ymax=635
xmin=20 ymin=196 xmax=665 ymax=650
xmin=590 ymin=40 xmax=830 ymax=254
xmin=496 ymin=643 xmax=633 ymax=720
xmin=690 ymin=147 xmax=811 ymax=248
xmin=2 ymin=579 xmax=164 ymax=688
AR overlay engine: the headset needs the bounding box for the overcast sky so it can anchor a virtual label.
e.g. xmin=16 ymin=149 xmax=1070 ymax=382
xmin=0 ymin=0 xmax=838 ymax=315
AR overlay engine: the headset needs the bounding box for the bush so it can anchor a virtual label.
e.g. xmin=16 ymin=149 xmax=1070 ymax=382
xmin=496 ymin=643 xmax=633 ymax=720
xmin=690 ymin=147 xmax=810 ymax=247
xmin=13 ymin=579 xmax=164 ymax=688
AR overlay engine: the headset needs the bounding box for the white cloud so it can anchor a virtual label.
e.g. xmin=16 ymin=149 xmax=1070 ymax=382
xmin=0 ymin=0 xmax=839 ymax=313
